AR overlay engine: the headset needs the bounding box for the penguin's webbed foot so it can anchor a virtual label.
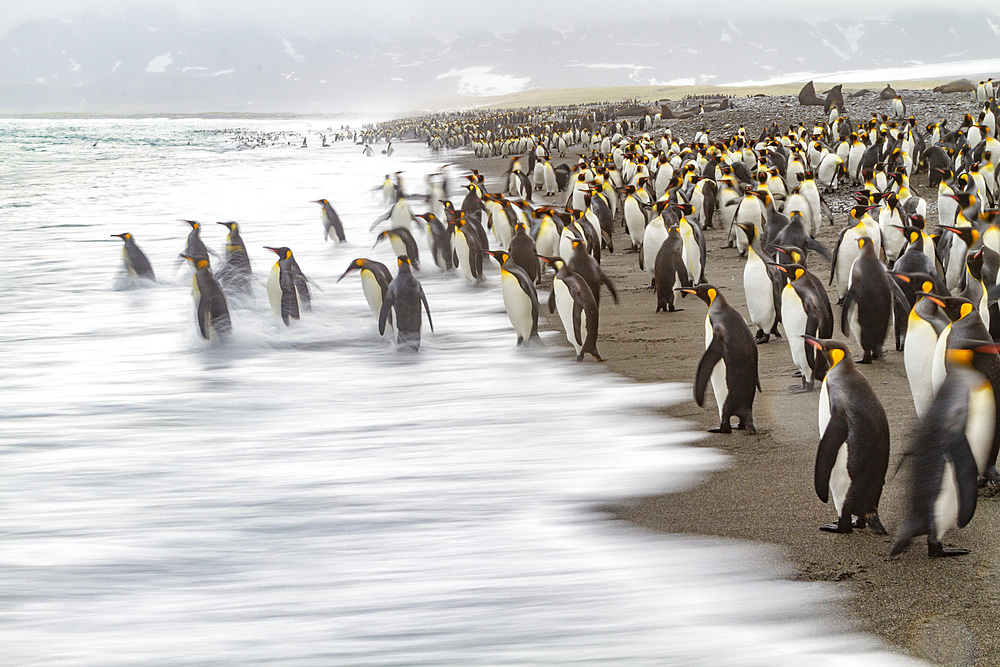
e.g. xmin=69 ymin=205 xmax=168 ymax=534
xmin=985 ymin=466 xmax=1000 ymax=487
xmin=928 ymin=541 xmax=970 ymax=557
xmin=668 ymin=305 xmax=682 ymax=312
xmin=819 ymin=522 xmax=852 ymax=534
xmin=863 ymin=512 xmax=887 ymax=535
xmin=755 ymin=332 xmax=770 ymax=344
xmin=708 ymin=424 xmax=733 ymax=434
xmin=788 ymin=382 xmax=813 ymax=394
xmin=856 ymin=355 xmax=872 ymax=364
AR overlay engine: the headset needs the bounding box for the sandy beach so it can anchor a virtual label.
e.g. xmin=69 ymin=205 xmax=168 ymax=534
xmin=448 ymin=90 xmax=1000 ymax=664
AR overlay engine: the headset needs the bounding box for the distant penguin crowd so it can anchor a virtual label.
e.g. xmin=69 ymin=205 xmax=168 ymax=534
xmin=114 ymin=81 xmax=999 ymax=558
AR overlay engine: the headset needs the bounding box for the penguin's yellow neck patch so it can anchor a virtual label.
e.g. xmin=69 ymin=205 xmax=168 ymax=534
xmin=829 ymin=348 xmax=845 ymax=368
xmin=946 ymin=349 xmax=974 ymax=366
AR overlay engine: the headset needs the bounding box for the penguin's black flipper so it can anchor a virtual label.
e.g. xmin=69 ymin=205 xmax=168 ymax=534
xmin=829 ymin=226 xmax=850 ymax=285
xmin=806 ymin=237 xmax=832 ymax=261
xmin=378 ymin=291 xmax=395 ymax=336
xmin=279 ymin=269 xmax=299 ymax=324
xmin=694 ymin=336 xmax=725 ymax=407
xmin=419 ymin=285 xmax=434 ymax=333
xmin=888 ymin=275 xmax=911 ymax=350
xmin=368 ymin=209 xmax=392 ymax=232
xmin=196 ymin=298 xmax=212 ymax=340
xmin=293 ymin=271 xmax=312 ymax=311
xmin=571 ymin=300 xmax=584 ymax=356
xmin=815 ymin=410 xmax=849 ymax=503
xmin=840 ymin=289 xmax=856 ymax=336
xmin=599 ymin=269 xmax=619 ymax=305
xmin=946 ymin=431 xmax=980 ymax=528
xmin=548 ymin=288 xmax=556 ymax=314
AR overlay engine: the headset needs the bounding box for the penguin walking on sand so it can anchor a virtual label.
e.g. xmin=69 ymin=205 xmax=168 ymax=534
xmin=803 ymin=336 xmax=889 ymax=535
xmin=540 ymin=255 xmax=602 ymax=362
xmin=484 ymin=249 xmax=539 ymax=346
xmin=314 ymin=199 xmax=347 ymax=243
xmin=679 ymin=284 xmax=760 ymax=434
xmin=379 ymin=255 xmax=433 ymax=352
xmin=841 ymin=237 xmax=893 ymax=363
xmin=264 ymin=246 xmax=311 ymax=325
xmin=654 ymin=225 xmax=690 ymax=313
xmin=111 ymin=233 xmax=155 ymax=281
xmin=774 ymin=263 xmax=833 ymax=392
xmin=567 ymin=238 xmax=618 ymax=308
xmin=737 ymin=223 xmax=781 ymax=343
xmin=891 ymin=275 xmax=949 ymax=418
xmin=215 ymin=222 xmax=253 ymax=298
xmin=180 ymin=254 xmax=231 ymax=341
xmin=338 ymin=258 xmax=393 ymax=333
xmin=891 ymin=341 xmax=994 ymax=558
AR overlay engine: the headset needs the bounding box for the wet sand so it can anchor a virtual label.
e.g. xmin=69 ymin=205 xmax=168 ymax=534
xmin=451 ymin=130 xmax=1000 ymax=664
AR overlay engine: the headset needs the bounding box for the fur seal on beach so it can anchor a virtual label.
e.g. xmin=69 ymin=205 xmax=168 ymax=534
xmin=379 ymin=255 xmax=433 ymax=351
xmin=804 ymin=336 xmax=889 ymax=535
xmin=264 ymin=246 xmax=311 ymax=325
xmin=679 ymin=284 xmax=760 ymax=434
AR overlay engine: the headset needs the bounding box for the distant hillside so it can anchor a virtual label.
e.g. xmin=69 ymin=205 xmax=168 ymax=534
xmin=1 ymin=10 xmax=998 ymax=114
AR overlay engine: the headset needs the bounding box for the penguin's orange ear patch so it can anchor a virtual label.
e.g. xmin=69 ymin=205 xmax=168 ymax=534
xmin=829 ymin=348 xmax=845 ymax=367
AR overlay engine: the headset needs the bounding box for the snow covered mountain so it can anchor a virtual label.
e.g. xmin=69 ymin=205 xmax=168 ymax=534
xmin=1 ymin=10 xmax=998 ymax=114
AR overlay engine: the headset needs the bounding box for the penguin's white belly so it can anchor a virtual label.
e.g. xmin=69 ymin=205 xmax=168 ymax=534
xmin=494 ymin=218 xmax=512 ymax=250
xmin=267 ymin=264 xmax=282 ymax=317
xmin=835 ymin=241 xmax=859 ymax=299
xmin=535 ymin=225 xmax=559 ymax=258
xmin=848 ymin=305 xmax=862 ymax=354
xmin=642 ymin=226 xmax=667 ymax=279
xmin=931 ymin=326 xmax=951 ymax=394
xmin=904 ymin=316 xmax=939 ymax=418
xmin=625 ymin=201 xmax=645 ymax=246
xmin=946 ymin=240 xmax=967 ymax=289
xmin=744 ymin=254 xmax=775 ymax=331
xmin=966 ymin=384 xmax=996 ymax=475
xmin=501 ymin=272 xmax=532 ymax=341
xmin=933 ymin=461 xmax=960 ymax=541
xmin=390 ymin=203 xmax=411 ymax=230
xmin=389 ymin=235 xmax=406 ymax=259
xmin=543 ymin=166 xmax=557 ymax=193
xmin=554 ymin=282 xmax=581 ymax=352
xmin=454 ymin=232 xmax=475 ymax=283
xmin=781 ymin=289 xmax=810 ymax=380
xmin=682 ymin=227 xmax=701 ymax=281
xmin=830 ymin=443 xmax=851 ymax=517
xmin=706 ymin=317 xmax=727 ymax=419
xmin=360 ymin=270 xmax=385 ymax=322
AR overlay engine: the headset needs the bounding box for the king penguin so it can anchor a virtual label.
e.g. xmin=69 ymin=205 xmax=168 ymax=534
xmin=264 ymin=246 xmax=311 ymax=325
xmin=654 ymin=225 xmax=690 ymax=312
xmin=679 ymin=284 xmax=760 ymax=434
xmin=338 ymin=257 xmax=393 ymax=333
xmin=892 ymin=275 xmax=949 ymax=418
xmin=378 ymin=255 xmax=433 ymax=352
xmin=314 ymin=199 xmax=347 ymax=243
xmin=567 ymin=238 xmax=619 ymax=308
xmin=774 ymin=263 xmax=833 ymax=392
xmin=111 ymin=233 xmax=155 ymax=281
xmin=540 ymin=255 xmax=602 ymax=361
xmin=737 ymin=223 xmax=781 ymax=343
xmin=484 ymin=249 xmax=540 ymax=346
xmin=215 ymin=222 xmax=253 ymax=298
xmin=891 ymin=341 xmax=993 ymax=557
xmin=374 ymin=228 xmax=421 ymax=270
xmin=804 ymin=336 xmax=889 ymax=534
xmin=841 ymin=237 xmax=893 ymax=363
xmin=180 ymin=254 xmax=231 ymax=341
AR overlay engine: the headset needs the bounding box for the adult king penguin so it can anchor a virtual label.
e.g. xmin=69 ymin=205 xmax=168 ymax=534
xmin=540 ymin=255 xmax=602 ymax=362
xmin=891 ymin=342 xmax=994 ymax=557
xmin=567 ymin=238 xmax=619 ymax=308
xmin=180 ymin=254 xmax=231 ymax=341
xmin=774 ymin=263 xmax=833 ymax=392
xmin=804 ymin=336 xmax=889 ymax=534
xmin=379 ymin=255 xmax=433 ymax=352
xmin=215 ymin=222 xmax=252 ymax=298
xmin=264 ymin=246 xmax=311 ymax=325
xmin=314 ymin=199 xmax=347 ymax=244
xmin=111 ymin=233 xmax=155 ymax=281
xmin=338 ymin=258 xmax=393 ymax=333
xmin=654 ymin=225 xmax=690 ymax=313
xmin=679 ymin=284 xmax=760 ymax=434
xmin=841 ymin=237 xmax=894 ymax=363
xmin=484 ymin=249 xmax=540 ymax=346
xmin=737 ymin=223 xmax=781 ymax=344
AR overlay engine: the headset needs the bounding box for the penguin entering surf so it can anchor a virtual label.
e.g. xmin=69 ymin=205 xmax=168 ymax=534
xmin=264 ymin=246 xmax=312 ymax=325
xmin=679 ymin=284 xmax=760 ymax=434
xmin=378 ymin=255 xmax=433 ymax=352
xmin=804 ymin=336 xmax=889 ymax=534
xmin=111 ymin=233 xmax=155 ymax=282
xmin=215 ymin=222 xmax=253 ymax=299
xmin=540 ymin=255 xmax=602 ymax=362
xmin=338 ymin=258 xmax=393 ymax=333
xmin=314 ymin=199 xmax=347 ymax=243
xmin=374 ymin=228 xmax=421 ymax=270
xmin=484 ymin=249 xmax=540 ymax=346
xmin=890 ymin=341 xmax=994 ymax=557
xmin=180 ymin=254 xmax=231 ymax=341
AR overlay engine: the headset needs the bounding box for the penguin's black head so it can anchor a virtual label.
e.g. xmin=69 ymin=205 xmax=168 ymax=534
xmin=537 ymin=254 xmax=565 ymax=271
xmin=802 ymin=336 xmax=852 ymax=370
xmin=736 ymin=223 xmax=757 ymax=243
xmin=111 ymin=233 xmax=132 ymax=241
xmin=939 ymin=225 xmax=979 ymax=246
xmin=264 ymin=246 xmax=292 ymax=260
xmin=920 ymin=294 xmax=976 ymax=323
xmin=483 ymin=249 xmax=509 ymax=266
xmin=337 ymin=258 xmax=370 ymax=282
xmin=180 ymin=253 xmax=209 ymax=271
xmin=773 ymin=245 xmax=805 ymax=265
xmin=396 ymin=255 xmax=413 ymax=270
xmin=183 ymin=220 xmax=200 ymax=230
xmin=676 ymin=284 xmax=718 ymax=307
xmin=217 ymin=221 xmax=237 ymax=231
xmin=313 ymin=199 xmax=329 ymax=206
xmin=774 ymin=263 xmax=807 ymax=283
xmin=892 ymin=272 xmax=938 ymax=296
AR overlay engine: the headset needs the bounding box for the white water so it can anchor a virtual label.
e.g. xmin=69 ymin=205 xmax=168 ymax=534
xmin=0 ymin=120 xmax=914 ymax=664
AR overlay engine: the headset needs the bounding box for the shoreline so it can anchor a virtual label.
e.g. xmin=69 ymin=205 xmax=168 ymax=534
xmin=442 ymin=91 xmax=1000 ymax=663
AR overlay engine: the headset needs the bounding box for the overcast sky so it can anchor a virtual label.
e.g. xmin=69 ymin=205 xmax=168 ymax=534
xmin=3 ymin=0 xmax=997 ymax=38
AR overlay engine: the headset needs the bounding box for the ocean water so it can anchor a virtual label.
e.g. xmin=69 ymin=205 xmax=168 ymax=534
xmin=0 ymin=119 xmax=912 ymax=665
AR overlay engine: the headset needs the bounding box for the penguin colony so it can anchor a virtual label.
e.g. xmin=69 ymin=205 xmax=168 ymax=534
xmin=114 ymin=84 xmax=1000 ymax=560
